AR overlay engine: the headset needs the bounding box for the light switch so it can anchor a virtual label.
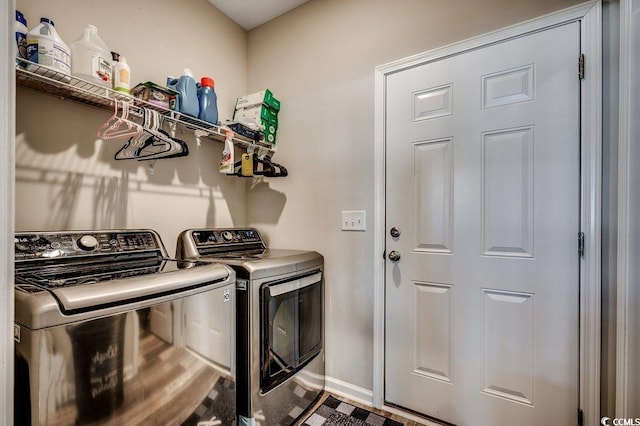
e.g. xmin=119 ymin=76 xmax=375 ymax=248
xmin=341 ymin=210 xmax=366 ymax=231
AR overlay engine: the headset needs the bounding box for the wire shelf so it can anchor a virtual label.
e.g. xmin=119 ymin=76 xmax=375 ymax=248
xmin=15 ymin=60 xmax=276 ymax=155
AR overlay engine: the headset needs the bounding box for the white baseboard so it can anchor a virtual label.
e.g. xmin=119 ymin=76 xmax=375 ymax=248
xmin=324 ymin=376 xmax=373 ymax=407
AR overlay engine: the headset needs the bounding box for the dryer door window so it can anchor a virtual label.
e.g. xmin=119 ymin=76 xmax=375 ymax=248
xmin=261 ymin=271 xmax=323 ymax=393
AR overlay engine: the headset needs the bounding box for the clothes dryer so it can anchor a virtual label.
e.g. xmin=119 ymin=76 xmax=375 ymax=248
xmin=177 ymin=228 xmax=325 ymax=426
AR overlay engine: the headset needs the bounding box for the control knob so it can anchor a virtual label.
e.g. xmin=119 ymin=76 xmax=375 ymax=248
xmin=221 ymin=231 xmax=234 ymax=242
xmin=77 ymin=235 xmax=99 ymax=251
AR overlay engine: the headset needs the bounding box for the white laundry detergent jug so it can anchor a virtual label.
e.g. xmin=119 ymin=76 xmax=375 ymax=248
xmin=70 ymin=25 xmax=112 ymax=87
xmin=26 ymin=18 xmax=71 ymax=75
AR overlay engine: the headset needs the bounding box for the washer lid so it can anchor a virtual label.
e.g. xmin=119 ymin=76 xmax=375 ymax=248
xmin=15 ymin=260 xmax=234 ymax=329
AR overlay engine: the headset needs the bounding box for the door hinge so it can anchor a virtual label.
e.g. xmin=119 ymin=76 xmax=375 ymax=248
xmin=577 ymin=408 xmax=584 ymax=426
xmin=578 ymin=232 xmax=585 ymax=258
xmin=578 ymin=54 xmax=585 ymax=80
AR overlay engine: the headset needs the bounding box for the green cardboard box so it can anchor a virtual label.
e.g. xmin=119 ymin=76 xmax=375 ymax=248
xmin=262 ymin=125 xmax=277 ymax=144
xmin=235 ymin=89 xmax=281 ymax=111
xmin=234 ymin=104 xmax=278 ymax=127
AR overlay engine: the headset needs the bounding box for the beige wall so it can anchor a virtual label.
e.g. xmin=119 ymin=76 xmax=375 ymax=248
xmin=246 ymin=0 xmax=585 ymax=392
xmin=15 ymin=0 xmax=248 ymax=256
xmin=14 ymin=0 xmax=592 ymax=400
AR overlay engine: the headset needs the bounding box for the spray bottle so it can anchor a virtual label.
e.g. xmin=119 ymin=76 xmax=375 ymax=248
xmin=220 ymin=129 xmax=235 ymax=174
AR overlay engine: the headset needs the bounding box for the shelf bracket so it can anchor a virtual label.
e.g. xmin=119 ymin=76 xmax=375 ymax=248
xmin=194 ymin=129 xmax=207 ymax=147
xmin=167 ymin=120 xmax=177 ymax=138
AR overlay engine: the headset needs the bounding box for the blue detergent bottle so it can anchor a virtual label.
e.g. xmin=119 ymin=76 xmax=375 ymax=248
xmin=166 ymin=68 xmax=199 ymax=117
xmin=197 ymin=77 xmax=218 ymax=125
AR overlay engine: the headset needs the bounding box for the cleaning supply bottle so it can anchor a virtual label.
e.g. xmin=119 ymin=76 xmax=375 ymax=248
xmin=166 ymin=75 xmax=180 ymax=111
xmin=27 ymin=18 xmax=71 ymax=74
xmin=15 ymin=10 xmax=28 ymax=62
xmin=111 ymin=51 xmax=120 ymax=88
xmin=167 ymin=69 xmax=199 ymax=117
xmin=113 ymin=55 xmax=131 ymax=94
xmin=70 ymin=25 xmax=112 ymax=87
xmin=197 ymin=77 xmax=218 ymax=125
xmin=220 ymin=129 xmax=235 ymax=174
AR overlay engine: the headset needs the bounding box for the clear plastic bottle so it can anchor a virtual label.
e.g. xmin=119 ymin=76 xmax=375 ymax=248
xmin=70 ymin=25 xmax=112 ymax=87
xmin=197 ymin=77 xmax=218 ymax=125
xmin=26 ymin=18 xmax=71 ymax=74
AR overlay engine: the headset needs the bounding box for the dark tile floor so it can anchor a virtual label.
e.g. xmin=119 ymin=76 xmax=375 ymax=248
xmin=295 ymin=392 xmax=428 ymax=426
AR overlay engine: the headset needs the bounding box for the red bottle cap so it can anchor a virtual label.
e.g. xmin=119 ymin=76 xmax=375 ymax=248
xmin=201 ymin=77 xmax=214 ymax=88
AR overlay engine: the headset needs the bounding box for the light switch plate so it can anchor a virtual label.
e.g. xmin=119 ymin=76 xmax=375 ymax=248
xmin=342 ymin=210 xmax=366 ymax=231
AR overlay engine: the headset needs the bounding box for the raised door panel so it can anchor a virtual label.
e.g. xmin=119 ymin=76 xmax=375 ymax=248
xmin=413 ymin=282 xmax=453 ymax=383
xmin=481 ymin=289 xmax=534 ymax=406
xmin=413 ymin=139 xmax=453 ymax=254
xmin=481 ymin=127 xmax=534 ymax=258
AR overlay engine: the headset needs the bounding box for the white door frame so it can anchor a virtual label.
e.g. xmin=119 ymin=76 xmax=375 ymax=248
xmin=373 ymin=2 xmax=602 ymax=425
xmin=616 ymin=0 xmax=633 ymax=416
xmin=1 ymin=0 xmax=16 ymax=424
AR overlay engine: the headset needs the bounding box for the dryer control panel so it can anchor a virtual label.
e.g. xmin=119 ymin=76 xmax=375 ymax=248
xmin=182 ymin=228 xmax=266 ymax=258
xmin=192 ymin=228 xmax=263 ymax=247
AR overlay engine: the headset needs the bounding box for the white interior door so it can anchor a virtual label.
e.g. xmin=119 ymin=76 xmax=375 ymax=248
xmin=384 ymin=22 xmax=581 ymax=425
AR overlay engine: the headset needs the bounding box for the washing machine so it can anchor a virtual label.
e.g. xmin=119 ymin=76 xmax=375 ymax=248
xmin=176 ymin=228 xmax=325 ymax=426
xmin=14 ymin=229 xmax=237 ymax=425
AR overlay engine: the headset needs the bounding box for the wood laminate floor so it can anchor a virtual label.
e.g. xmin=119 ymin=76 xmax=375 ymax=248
xmin=38 ymin=323 xmax=425 ymax=425
xmin=45 ymin=329 xmax=235 ymax=426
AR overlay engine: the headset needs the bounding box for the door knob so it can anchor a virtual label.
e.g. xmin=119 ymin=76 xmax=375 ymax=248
xmin=388 ymin=250 xmax=401 ymax=262
xmin=390 ymin=227 xmax=401 ymax=238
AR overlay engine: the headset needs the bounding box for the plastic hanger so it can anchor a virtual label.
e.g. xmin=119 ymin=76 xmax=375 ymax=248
xmin=114 ymin=109 xmax=188 ymax=161
xmin=114 ymin=108 xmax=154 ymax=160
xmin=97 ymin=100 xmax=143 ymax=140
xmin=134 ymin=110 xmax=189 ymax=160
xmin=234 ymin=155 xmax=288 ymax=177
xmin=97 ymin=99 xmax=122 ymax=136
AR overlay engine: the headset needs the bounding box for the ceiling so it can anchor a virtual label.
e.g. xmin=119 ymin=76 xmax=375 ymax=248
xmin=207 ymin=0 xmax=311 ymax=30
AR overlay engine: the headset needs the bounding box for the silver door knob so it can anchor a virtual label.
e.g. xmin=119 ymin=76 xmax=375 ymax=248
xmin=390 ymin=227 xmax=401 ymax=238
xmin=388 ymin=250 xmax=401 ymax=262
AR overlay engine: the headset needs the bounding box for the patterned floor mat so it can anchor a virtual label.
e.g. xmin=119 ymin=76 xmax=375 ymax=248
xmin=302 ymin=396 xmax=404 ymax=426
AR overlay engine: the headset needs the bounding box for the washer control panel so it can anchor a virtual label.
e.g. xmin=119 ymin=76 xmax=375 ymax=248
xmin=15 ymin=230 xmax=161 ymax=260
